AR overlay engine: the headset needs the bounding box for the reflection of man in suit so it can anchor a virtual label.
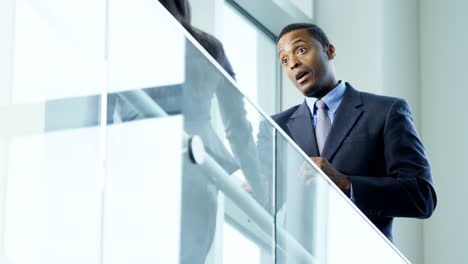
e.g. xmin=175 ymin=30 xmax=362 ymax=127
xmin=273 ymin=23 xmax=437 ymax=241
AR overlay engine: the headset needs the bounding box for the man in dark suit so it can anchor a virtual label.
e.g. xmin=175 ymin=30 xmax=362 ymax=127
xmin=271 ymin=23 xmax=437 ymax=241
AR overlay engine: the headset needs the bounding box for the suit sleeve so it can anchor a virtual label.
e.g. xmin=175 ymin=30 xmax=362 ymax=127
xmin=349 ymin=99 xmax=437 ymax=218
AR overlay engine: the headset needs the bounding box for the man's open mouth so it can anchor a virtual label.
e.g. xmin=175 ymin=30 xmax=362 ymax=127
xmin=296 ymin=71 xmax=310 ymax=83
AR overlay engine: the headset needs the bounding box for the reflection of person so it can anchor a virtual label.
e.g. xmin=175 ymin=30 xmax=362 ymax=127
xmin=158 ymin=1 xmax=267 ymax=263
xmin=174 ymin=2 xmax=266 ymax=262
xmin=110 ymin=1 xmax=265 ymax=263
xmin=271 ymin=23 xmax=437 ymax=241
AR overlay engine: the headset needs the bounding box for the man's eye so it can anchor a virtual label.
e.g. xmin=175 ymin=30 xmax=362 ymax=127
xmin=281 ymin=58 xmax=288 ymax=65
xmin=298 ymin=47 xmax=307 ymax=54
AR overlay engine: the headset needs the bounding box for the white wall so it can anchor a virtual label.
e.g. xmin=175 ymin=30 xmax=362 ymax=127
xmin=315 ymin=0 xmax=385 ymax=94
xmin=420 ymin=0 xmax=468 ymax=263
xmin=382 ymin=0 xmax=421 ymax=127
xmin=381 ymin=1 xmax=424 ymax=263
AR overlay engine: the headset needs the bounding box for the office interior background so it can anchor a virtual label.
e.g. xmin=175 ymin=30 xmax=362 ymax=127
xmin=0 ymin=0 xmax=467 ymax=263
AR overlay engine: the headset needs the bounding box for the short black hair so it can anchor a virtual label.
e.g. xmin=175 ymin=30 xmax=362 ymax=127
xmin=277 ymin=23 xmax=330 ymax=49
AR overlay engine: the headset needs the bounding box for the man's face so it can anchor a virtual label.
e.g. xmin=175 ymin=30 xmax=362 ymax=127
xmin=277 ymin=29 xmax=334 ymax=97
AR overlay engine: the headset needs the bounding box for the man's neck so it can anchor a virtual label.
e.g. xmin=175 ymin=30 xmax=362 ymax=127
xmin=314 ymin=79 xmax=339 ymax=99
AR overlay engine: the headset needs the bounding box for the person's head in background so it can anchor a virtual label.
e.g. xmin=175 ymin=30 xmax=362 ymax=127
xmin=158 ymin=0 xmax=191 ymax=26
xmin=277 ymin=23 xmax=338 ymax=99
xmin=157 ymin=0 xmax=235 ymax=77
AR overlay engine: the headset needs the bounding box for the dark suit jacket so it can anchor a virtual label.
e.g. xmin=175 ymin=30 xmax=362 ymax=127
xmin=268 ymin=83 xmax=437 ymax=241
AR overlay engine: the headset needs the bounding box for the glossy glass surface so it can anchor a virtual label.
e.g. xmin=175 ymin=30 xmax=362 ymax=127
xmin=0 ymin=0 xmax=409 ymax=263
xmin=274 ymin=133 xmax=408 ymax=263
xmin=0 ymin=0 xmax=105 ymax=263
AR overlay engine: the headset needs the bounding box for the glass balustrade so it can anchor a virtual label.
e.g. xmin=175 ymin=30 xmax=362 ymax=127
xmin=0 ymin=0 xmax=410 ymax=263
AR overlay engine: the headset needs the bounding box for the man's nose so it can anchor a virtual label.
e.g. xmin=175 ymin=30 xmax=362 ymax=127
xmin=289 ymin=56 xmax=301 ymax=70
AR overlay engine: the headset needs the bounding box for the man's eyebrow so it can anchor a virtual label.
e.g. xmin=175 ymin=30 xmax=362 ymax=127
xmin=278 ymin=39 xmax=308 ymax=56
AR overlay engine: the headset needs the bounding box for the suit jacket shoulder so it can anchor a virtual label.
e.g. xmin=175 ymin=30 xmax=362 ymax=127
xmin=272 ymin=104 xmax=301 ymax=125
xmin=360 ymin=90 xmax=402 ymax=110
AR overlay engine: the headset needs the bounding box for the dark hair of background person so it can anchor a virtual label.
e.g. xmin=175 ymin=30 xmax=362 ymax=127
xmin=277 ymin=23 xmax=331 ymax=49
xmin=158 ymin=0 xmax=235 ymax=77
xmin=158 ymin=0 xmax=192 ymax=26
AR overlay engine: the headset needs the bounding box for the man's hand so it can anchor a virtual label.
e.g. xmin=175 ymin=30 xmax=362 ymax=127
xmin=299 ymin=161 xmax=320 ymax=185
xmin=311 ymin=157 xmax=351 ymax=192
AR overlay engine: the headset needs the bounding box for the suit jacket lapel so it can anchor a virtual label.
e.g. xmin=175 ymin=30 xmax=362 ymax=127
xmin=286 ymin=101 xmax=319 ymax=157
xmin=322 ymin=84 xmax=364 ymax=160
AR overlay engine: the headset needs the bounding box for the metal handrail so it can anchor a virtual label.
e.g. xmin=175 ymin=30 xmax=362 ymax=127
xmin=118 ymin=90 xmax=318 ymax=263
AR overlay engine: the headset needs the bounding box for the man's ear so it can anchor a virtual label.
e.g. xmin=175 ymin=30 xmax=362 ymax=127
xmin=326 ymin=44 xmax=336 ymax=60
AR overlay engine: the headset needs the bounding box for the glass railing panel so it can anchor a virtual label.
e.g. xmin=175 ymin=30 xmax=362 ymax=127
xmin=106 ymin=1 xmax=412 ymax=263
xmin=11 ymin=0 xmax=106 ymax=104
xmin=274 ymin=131 xmax=409 ymax=263
xmin=1 ymin=106 xmax=104 ymax=264
xmin=105 ymin=2 xmax=276 ymax=263
xmin=1 ymin=105 xmax=104 ymax=264
xmin=102 ymin=1 xmax=186 ymax=263
xmin=270 ymin=132 xmax=329 ymax=263
xmin=0 ymin=0 xmax=106 ymax=263
xmin=107 ymin=0 xmax=185 ymax=95
xmin=106 ymin=0 xmax=185 ymax=123
xmin=102 ymin=115 xmax=184 ymax=263
xmin=0 ymin=0 xmax=416 ymax=263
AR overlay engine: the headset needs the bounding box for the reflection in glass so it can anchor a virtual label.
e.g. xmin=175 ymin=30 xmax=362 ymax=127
xmin=178 ymin=23 xmax=271 ymax=264
xmin=1 ymin=0 xmax=105 ymax=261
xmin=272 ymin=132 xmax=408 ymax=264
xmin=5 ymin=129 xmax=102 ymax=264
xmin=108 ymin=2 xmax=273 ymax=263
xmin=102 ymin=117 xmax=183 ymax=263
xmin=0 ymin=0 xmax=414 ymax=263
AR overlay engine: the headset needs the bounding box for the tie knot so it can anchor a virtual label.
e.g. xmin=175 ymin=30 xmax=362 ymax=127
xmin=316 ymin=100 xmax=327 ymax=110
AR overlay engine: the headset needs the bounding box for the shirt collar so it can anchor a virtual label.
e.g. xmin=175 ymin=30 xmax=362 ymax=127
xmin=305 ymin=80 xmax=347 ymax=114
